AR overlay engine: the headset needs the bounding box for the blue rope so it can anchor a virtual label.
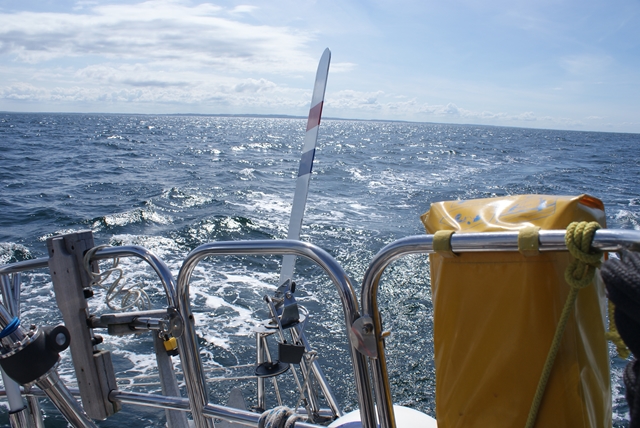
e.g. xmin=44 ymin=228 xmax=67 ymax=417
xmin=0 ymin=317 xmax=20 ymax=339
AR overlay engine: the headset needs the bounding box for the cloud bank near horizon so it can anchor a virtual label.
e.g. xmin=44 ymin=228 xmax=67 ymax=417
xmin=0 ymin=0 xmax=638 ymax=133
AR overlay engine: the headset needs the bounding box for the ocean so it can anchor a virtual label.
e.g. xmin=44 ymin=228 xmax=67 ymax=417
xmin=0 ymin=112 xmax=639 ymax=427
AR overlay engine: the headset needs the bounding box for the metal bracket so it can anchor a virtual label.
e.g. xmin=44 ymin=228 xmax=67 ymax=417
xmin=89 ymin=308 xmax=184 ymax=338
xmin=349 ymin=316 xmax=378 ymax=359
xmin=47 ymin=231 xmax=120 ymax=420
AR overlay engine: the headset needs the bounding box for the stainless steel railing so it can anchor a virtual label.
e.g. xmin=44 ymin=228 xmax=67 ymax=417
xmin=0 ymin=243 xmax=186 ymax=428
xmin=0 ymin=245 xmax=178 ymax=307
xmin=91 ymin=245 xmax=178 ymax=309
xmin=175 ymin=239 xmax=376 ymax=428
xmin=359 ymin=228 xmax=640 ymax=428
xmin=0 ymin=238 xmax=377 ymax=428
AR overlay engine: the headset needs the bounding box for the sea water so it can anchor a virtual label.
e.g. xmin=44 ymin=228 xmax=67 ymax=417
xmin=1 ymin=113 xmax=639 ymax=427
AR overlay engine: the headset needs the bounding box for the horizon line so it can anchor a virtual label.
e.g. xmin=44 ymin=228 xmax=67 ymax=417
xmin=1 ymin=110 xmax=638 ymax=136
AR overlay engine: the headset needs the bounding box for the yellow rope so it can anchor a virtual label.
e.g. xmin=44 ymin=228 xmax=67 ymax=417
xmin=605 ymin=300 xmax=631 ymax=359
xmin=525 ymin=221 xmax=602 ymax=428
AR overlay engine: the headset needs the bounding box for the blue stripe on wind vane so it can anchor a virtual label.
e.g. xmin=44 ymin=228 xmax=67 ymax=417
xmin=297 ymin=149 xmax=316 ymax=177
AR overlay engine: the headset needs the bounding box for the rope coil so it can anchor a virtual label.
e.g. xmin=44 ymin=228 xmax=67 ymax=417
xmin=258 ymin=406 xmax=293 ymax=428
xmin=564 ymin=221 xmax=602 ymax=289
xmin=525 ymin=221 xmax=602 ymax=428
xmin=284 ymin=414 xmax=308 ymax=428
xmin=84 ymin=245 xmax=151 ymax=312
xmin=565 ymin=222 xmax=630 ymax=358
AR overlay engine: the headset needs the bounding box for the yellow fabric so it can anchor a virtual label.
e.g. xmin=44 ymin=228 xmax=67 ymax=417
xmin=433 ymin=230 xmax=457 ymax=258
xmin=421 ymin=195 xmax=611 ymax=428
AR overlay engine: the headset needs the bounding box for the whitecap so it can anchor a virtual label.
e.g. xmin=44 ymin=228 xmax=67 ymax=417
xmin=162 ymin=187 xmax=216 ymax=209
xmin=93 ymin=208 xmax=173 ymax=230
xmin=238 ymin=168 xmax=255 ymax=180
xmin=0 ymin=242 xmax=32 ymax=265
xmin=614 ymin=209 xmax=639 ymax=230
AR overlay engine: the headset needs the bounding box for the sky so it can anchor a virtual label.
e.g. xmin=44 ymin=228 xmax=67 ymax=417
xmin=0 ymin=0 xmax=638 ymax=133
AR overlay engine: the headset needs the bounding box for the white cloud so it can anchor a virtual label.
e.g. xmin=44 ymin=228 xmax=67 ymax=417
xmin=233 ymin=78 xmax=277 ymax=93
xmin=75 ymin=64 xmax=193 ymax=88
xmin=0 ymin=1 xmax=328 ymax=113
xmin=329 ymin=90 xmax=384 ymax=110
xmin=229 ymin=5 xmax=258 ymax=14
xmin=513 ymin=111 xmax=536 ymax=121
xmin=0 ymin=83 xmax=47 ymax=100
xmin=442 ymin=103 xmax=460 ymax=115
xmin=0 ymin=68 xmax=309 ymax=110
xmin=324 ymin=87 xmax=605 ymax=130
xmin=0 ymin=1 xmax=316 ymax=73
xmin=0 ymin=1 xmax=636 ymax=132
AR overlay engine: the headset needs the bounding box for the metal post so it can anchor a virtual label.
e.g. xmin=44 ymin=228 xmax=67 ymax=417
xmin=0 ymin=272 xmax=35 ymax=428
xmin=256 ymin=333 xmax=266 ymax=411
xmin=46 ymin=232 xmax=120 ymax=420
xmin=35 ymin=371 xmax=98 ymax=428
xmin=153 ymin=335 xmax=189 ymax=428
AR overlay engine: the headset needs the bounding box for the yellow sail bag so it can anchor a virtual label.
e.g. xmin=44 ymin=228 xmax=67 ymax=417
xmin=421 ymin=194 xmax=611 ymax=428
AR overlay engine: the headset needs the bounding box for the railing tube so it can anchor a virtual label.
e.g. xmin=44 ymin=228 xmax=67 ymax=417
xmin=0 ymin=259 xmax=49 ymax=276
xmin=176 ymin=239 xmax=376 ymax=428
xmin=360 ymin=229 xmax=640 ymax=428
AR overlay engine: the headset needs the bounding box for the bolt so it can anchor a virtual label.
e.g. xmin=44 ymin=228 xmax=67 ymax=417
xmin=55 ymin=333 xmax=67 ymax=347
xmin=362 ymin=324 xmax=373 ymax=334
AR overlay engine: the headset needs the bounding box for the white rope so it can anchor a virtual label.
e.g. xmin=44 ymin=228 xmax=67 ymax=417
xmin=284 ymin=414 xmax=307 ymax=428
xmin=258 ymin=406 xmax=292 ymax=428
xmin=84 ymin=245 xmax=151 ymax=312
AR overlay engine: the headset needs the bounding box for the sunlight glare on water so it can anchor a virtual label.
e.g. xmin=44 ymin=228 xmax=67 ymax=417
xmin=0 ymin=113 xmax=639 ymax=426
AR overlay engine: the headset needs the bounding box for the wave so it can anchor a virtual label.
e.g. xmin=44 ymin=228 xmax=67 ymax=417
xmin=171 ymin=215 xmax=274 ymax=252
xmin=92 ymin=207 xmax=173 ymax=230
xmin=160 ymin=186 xmax=218 ymax=209
xmin=0 ymin=242 xmax=33 ymax=265
xmin=614 ymin=209 xmax=640 ymax=230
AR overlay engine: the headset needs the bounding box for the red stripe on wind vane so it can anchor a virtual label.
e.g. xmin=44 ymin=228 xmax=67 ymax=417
xmin=306 ymin=101 xmax=324 ymax=131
